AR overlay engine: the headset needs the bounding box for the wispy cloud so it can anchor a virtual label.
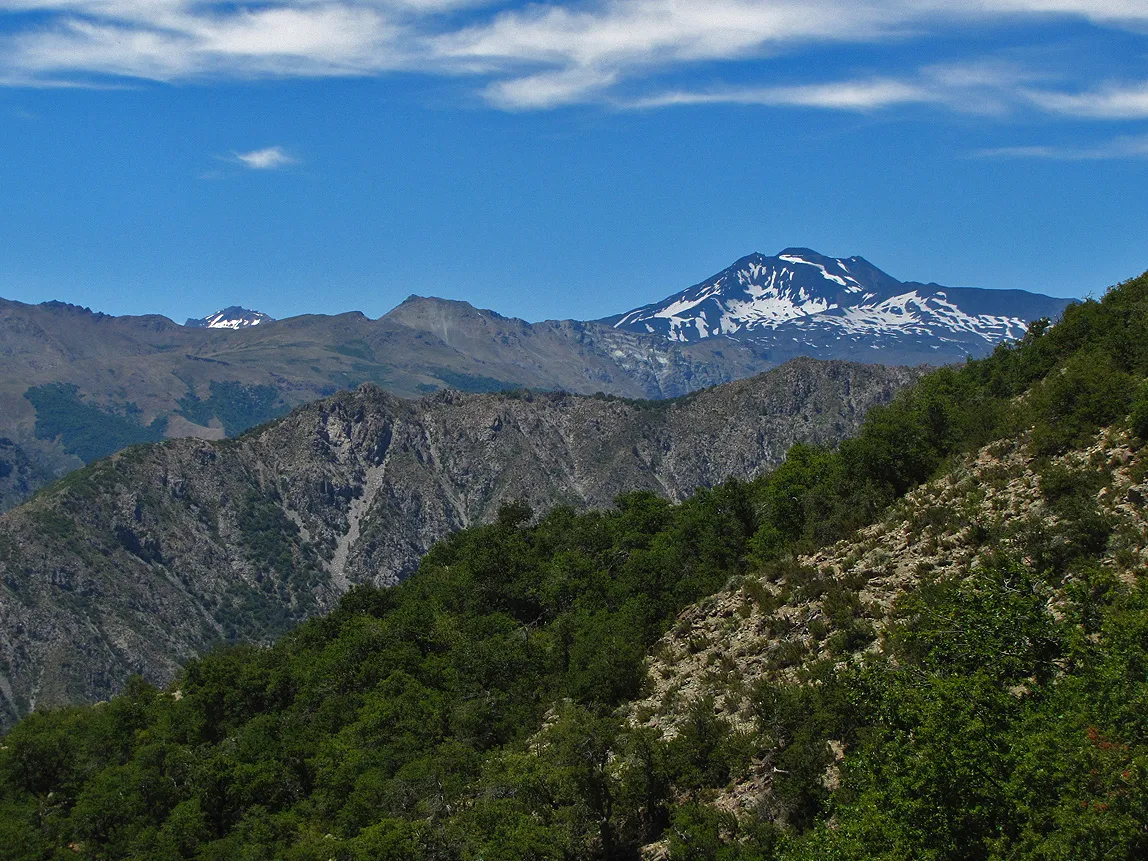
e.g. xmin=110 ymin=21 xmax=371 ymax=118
xmin=0 ymin=0 xmax=1146 ymax=115
xmin=628 ymin=79 xmax=928 ymax=112
xmin=4 ymin=5 xmax=402 ymax=81
xmin=1023 ymin=81 xmax=1148 ymax=119
xmin=626 ymin=60 xmax=1053 ymax=116
xmin=429 ymin=0 xmax=1148 ymax=109
xmin=432 ymin=0 xmax=915 ymax=109
xmin=233 ymin=146 xmax=297 ymax=170
xmin=974 ymin=133 xmax=1148 ymax=159
xmin=483 ymin=67 xmax=619 ymax=110
xmin=980 ymin=0 xmax=1148 ymax=29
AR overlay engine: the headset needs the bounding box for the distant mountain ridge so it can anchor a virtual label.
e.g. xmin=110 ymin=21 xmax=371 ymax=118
xmin=0 ymin=295 xmax=777 ymax=510
xmin=0 ymin=249 xmax=1077 ymax=510
xmin=609 ymin=248 xmax=1072 ymax=356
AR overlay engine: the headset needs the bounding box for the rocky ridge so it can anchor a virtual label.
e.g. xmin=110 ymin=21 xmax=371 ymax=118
xmin=0 ymin=358 xmax=918 ymax=728
xmin=0 ymin=296 xmax=777 ymax=510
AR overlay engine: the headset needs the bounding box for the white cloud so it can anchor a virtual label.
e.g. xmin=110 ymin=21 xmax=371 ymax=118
xmin=483 ymin=66 xmax=618 ymax=109
xmin=625 ymin=60 xmax=1056 ymax=116
xmin=974 ymin=133 xmax=1148 ymax=159
xmin=434 ymin=1 xmax=888 ymax=69
xmin=428 ymin=0 xmax=1148 ymax=107
xmin=979 ymin=0 xmax=1148 ymax=28
xmin=431 ymin=0 xmax=910 ymax=107
xmin=629 ymin=78 xmax=928 ymax=112
xmin=0 ymin=0 xmax=1147 ymax=115
xmin=4 ymin=2 xmax=406 ymax=81
xmin=233 ymin=145 xmax=297 ymax=169
xmin=1024 ymin=81 xmax=1148 ymax=118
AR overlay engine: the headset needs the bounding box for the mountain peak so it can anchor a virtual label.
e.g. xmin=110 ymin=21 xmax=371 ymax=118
xmin=612 ymin=249 xmax=1073 ymax=357
xmin=185 ymin=306 xmax=273 ymax=329
xmin=385 ymin=295 xmax=513 ymax=327
xmin=776 ymin=246 xmax=831 ymax=261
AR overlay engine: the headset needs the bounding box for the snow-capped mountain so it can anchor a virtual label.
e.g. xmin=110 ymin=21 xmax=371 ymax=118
xmin=607 ymin=248 xmax=1073 ymax=362
xmin=184 ymin=306 xmax=274 ymax=329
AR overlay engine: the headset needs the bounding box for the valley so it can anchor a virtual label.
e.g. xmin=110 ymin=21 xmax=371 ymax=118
xmin=0 ymin=3 xmax=1140 ymax=855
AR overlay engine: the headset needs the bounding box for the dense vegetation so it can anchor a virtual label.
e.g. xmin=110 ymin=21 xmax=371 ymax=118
xmin=430 ymin=367 xmax=523 ymax=394
xmin=177 ymin=381 xmax=290 ymax=437
xmin=24 ymin=383 xmax=168 ymax=463
xmin=0 ymin=486 xmax=760 ymax=860
xmin=3 ymin=271 xmax=1148 ymax=859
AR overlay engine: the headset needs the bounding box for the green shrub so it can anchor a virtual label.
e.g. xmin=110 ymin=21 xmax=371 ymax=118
xmin=1027 ymin=352 xmax=1134 ymax=455
xmin=1130 ymin=378 xmax=1148 ymax=439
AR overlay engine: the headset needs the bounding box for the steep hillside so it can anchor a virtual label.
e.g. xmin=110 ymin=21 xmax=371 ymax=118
xmin=0 ymin=269 xmax=1144 ymax=861
xmin=0 ymin=358 xmax=914 ymax=726
xmin=632 ymin=424 xmax=1148 ymax=804
xmin=617 ymin=427 xmax=1148 ymax=860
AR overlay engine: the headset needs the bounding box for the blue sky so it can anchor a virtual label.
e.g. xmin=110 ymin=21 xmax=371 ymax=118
xmin=1 ymin=1 xmax=1146 ymax=324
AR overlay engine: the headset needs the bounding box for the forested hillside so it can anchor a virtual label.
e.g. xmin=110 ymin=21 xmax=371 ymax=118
xmin=2 ymin=269 xmax=1147 ymax=860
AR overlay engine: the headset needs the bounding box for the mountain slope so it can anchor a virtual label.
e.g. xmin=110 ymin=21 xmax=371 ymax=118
xmin=0 ymin=358 xmax=916 ymax=726
xmin=0 ymin=253 xmax=1074 ymax=512
xmin=626 ymin=428 xmax=1148 ymax=857
xmin=0 ymin=297 xmax=777 ymax=510
xmin=0 ymin=439 xmax=38 ymax=513
xmin=611 ymin=248 xmax=1072 ymax=363
xmin=634 ymin=423 xmax=1148 ymax=740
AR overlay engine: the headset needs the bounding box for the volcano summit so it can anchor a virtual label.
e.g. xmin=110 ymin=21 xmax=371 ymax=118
xmin=608 ymin=248 xmax=1072 ymax=364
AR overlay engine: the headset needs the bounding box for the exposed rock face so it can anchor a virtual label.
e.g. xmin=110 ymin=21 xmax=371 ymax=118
xmin=0 ymin=358 xmax=917 ymax=727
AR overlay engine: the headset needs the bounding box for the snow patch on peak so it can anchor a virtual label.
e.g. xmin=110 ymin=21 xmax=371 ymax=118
xmin=185 ymin=307 xmax=273 ymax=329
xmin=777 ymin=254 xmax=861 ymax=291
